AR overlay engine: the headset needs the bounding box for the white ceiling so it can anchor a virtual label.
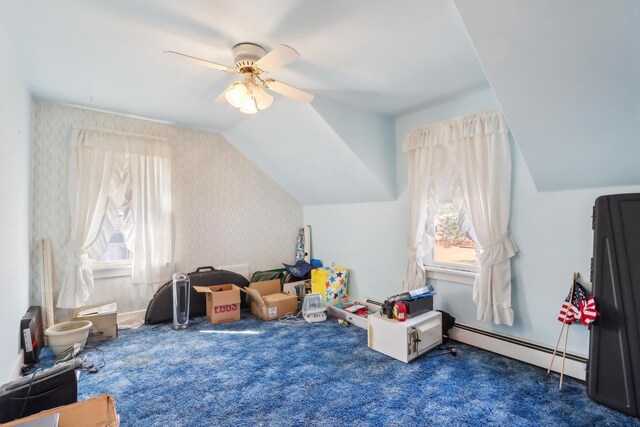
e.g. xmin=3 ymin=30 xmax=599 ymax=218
xmin=455 ymin=0 xmax=640 ymax=191
xmin=0 ymin=0 xmax=488 ymax=132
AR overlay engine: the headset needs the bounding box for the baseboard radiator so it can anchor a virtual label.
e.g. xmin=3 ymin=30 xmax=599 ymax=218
xmin=449 ymin=323 xmax=587 ymax=381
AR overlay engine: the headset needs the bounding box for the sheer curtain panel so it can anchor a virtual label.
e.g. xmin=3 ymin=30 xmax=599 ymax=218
xmin=452 ymin=110 xmax=517 ymax=325
xmin=58 ymin=136 xmax=116 ymax=308
xmin=404 ymin=144 xmax=438 ymax=291
xmin=127 ymin=145 xmax=173 ymax=287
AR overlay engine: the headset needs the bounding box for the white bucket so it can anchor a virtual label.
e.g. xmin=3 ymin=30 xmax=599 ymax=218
xmin=45 ymin=320 xmax=93 ymax=357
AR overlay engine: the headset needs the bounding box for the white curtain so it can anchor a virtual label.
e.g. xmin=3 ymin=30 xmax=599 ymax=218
xmin=404 ymin=144 xmax=438 ymax=291
xmin=403 ymin=108 xmax=517 ymax=325
xmin=452 ymin=110 xmax=517 ymax=325
xmin=58 ymin=141 xmax=116 ymax=308
xmin=127 ymin=148 xmax=173 ymax=287
xmin=58 ymin=128 xmax=173 ymax=308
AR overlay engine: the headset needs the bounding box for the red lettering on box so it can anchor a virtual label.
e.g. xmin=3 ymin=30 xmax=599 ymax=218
xmin=213 ymin=304 xmax=238 ymax=314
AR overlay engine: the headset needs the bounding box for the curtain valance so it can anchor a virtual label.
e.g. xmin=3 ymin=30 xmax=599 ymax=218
xmin=74 ymin=128 xmax=170 ymax=158
xmin=403 ymin=107 xmax=507 ymax=151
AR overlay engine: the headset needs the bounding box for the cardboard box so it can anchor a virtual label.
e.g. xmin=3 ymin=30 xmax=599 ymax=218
xmin=72 ymin=303 xmax=118 ymax=342
xmin=244 ymin=279 xmax=298 ymax=321
xmin=194 ymin=284 xmax=241 ymax=325
xmin=2 ymin=394 xmax=119 ymax=426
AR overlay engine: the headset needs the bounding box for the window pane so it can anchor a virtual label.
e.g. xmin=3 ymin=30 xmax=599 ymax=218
xmin=434 ymin=203 xmax=478 ymax=267
xmin=99 ymin=231 xmax=131 ymax=261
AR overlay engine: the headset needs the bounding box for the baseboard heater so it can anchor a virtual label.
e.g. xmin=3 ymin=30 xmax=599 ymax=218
xmin=449 ymin=323 xmax=588 ymax=381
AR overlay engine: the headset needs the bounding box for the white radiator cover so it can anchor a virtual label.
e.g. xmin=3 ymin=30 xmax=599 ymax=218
xmin=449 ymin=323 xmax=587 ymax=381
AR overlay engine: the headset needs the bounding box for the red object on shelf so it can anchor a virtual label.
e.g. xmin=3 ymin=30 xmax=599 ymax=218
xmin=393 ymin=302 xmax=407 ymax=321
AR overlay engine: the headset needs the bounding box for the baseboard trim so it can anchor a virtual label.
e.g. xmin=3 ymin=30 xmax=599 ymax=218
xmin=117 ymin=309 xmax=146 ymax=326
xmin=450 ymin=323 xmax=587 ymax=381
xmin=5 ymin=351 xmax=24 ymax=384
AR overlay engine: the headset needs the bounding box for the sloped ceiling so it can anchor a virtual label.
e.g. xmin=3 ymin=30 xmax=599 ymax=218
xmin=0 ymin=0 xmax=489 ymax=204
xmin=455 ymin=0 xmax=640 ymax=191
xmin=224 ymin=98 xmax=394 ymax=205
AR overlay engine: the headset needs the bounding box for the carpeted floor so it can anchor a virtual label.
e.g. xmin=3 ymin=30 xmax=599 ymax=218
xmin=36 ymin=312 xmax=639 ymax=426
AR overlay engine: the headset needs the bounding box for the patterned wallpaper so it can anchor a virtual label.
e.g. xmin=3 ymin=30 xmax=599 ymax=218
xmin=31 ymin=102 xmax=302 ymax=317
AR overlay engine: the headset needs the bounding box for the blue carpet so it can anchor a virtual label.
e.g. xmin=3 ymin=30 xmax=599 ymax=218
xmin=36 ymin=312 xmax=639 ymax=426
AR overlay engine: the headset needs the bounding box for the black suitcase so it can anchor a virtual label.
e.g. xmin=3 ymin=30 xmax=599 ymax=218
xmin=588 ymin=194 xmax=640 ymax=417
xmin=145 ymin=266 xmax=249 ymax=324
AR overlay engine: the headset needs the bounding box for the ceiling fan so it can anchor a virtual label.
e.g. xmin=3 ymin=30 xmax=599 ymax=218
xmin=165 ymin=42 xmax=314 ymax=114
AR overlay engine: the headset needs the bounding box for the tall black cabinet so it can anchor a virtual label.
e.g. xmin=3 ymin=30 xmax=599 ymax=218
xmin=588 ymin=194 xmax=640 ymax=417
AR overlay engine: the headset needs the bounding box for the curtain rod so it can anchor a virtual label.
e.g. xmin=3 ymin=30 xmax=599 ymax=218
xmin=73 ymin=126 xmax=168 ymax=143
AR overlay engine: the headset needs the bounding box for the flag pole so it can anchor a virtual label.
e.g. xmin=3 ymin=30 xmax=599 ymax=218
xmin=546 ymin=321 xmax=566 ymax=378
xmin=547 ymin=273 xmax=578 ymax=383
xmin=558 ymin=273 xmax=580 ymax=390
xmin=559 ymin=321 xmax=571 ymax=390
xmin=558 ymin=273 xmax=578 ymax=389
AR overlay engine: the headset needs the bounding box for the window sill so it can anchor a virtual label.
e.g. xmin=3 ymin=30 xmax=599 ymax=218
xmin=90 ymin=260 xmax=132 ymax=279
xmin=425 ymin=266 xmax=476 ymax=285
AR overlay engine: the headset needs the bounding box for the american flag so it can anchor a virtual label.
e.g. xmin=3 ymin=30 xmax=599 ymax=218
xmin=579 ymin=296 xmax=599 ymax=326
xmin=557 ymin=282 xmax=588 ymax=324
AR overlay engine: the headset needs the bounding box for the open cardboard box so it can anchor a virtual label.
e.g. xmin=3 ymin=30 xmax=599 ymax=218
xmin=72 ymin=303 xmax=118 ymax=342
xmin=2 ymin=394 xmax=119 ymax=426
xmin=194 ymin=284 xmax=242 ymax=325
xmin=243 ymin=279 xmax=298 ymax=321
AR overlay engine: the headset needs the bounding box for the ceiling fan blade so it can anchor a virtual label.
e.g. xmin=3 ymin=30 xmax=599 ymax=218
xmin=164 ymin=51 xmax=236 ymax=73
xmin=265 ymin=79 xmax=314 ymax=103
xmin=255 ymin=45 xmax=300 ymax=72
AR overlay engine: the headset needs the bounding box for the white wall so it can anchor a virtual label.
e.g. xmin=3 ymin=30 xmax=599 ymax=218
xmin=31 ymin=102 xmax=302 ymax=320
xmin=305 ymin=87 xmax=640 ymax=356
xmin=0 ymin=28 xmax=32 ymax=382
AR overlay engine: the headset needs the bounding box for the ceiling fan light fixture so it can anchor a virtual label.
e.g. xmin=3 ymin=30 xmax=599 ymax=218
xmin=239 ymin=96 xmax=258 ymax=114
xmin=167 ymin=43 xmax=312 ymax=115
xmin=252 ymin=85 xmax=273 ymax=110
xmin=224 ymin=82 xmax=249 ymax=109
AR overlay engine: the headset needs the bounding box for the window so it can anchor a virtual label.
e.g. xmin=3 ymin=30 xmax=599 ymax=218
xmin=432 ymin=203 xmax=478 ymax=270
xmin=99 ymin=230 xmax=130 ymax=262
xmin=425 ymin=202 xmax=478 ymax=284
xmin=89 ymin=209 xmax=132 ymax=279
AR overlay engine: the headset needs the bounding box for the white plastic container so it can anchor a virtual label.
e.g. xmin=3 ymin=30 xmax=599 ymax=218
xmin=45 ymin=320 xmax=93 ymax=356
xmin=368 ymin=310 xmax=442 ymax=363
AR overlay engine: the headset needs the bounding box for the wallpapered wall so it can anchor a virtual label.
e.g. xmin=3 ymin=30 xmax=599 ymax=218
xmin=31 ymin=102 xmax=302 ymax=318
